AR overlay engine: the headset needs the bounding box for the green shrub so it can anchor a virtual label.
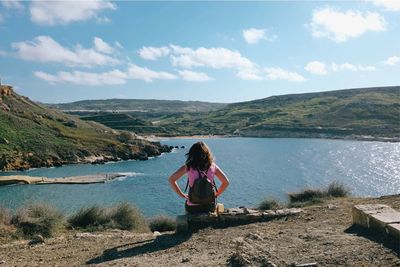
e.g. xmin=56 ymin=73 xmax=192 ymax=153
xmin=287 ymin=181 xmax=351 ymax=207
xmin=11 ymin=203 xmax=64 ymax=237
xmin=68 ymin=205 xmax=106 ymax=229
xmin=257 ymin=199 xmax=285 ymax=210
xmin=288 ymin=188 xmax=325 ymax=204
xmin=148 ymin=215 xmax=176 ymax=232
xmin=68 ymin=203 xmax=149 ymax=232
xmin=326 ymin=181 xmax=350 ymax=197
xmin=107 ymin=202 xmax=149 ymax=232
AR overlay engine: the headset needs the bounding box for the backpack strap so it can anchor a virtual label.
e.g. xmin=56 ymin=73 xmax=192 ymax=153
xmin=185 ymin=168 xmax=218 ymax=193
xmin=184 ymin=178 xmax=189 ymax=193
xmin=198 ymin=169 xmax=218 ymax=192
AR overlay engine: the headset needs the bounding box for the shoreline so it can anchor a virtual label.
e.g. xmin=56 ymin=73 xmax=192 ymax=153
xmin=148 ymin=134 xmax=399 ymax=143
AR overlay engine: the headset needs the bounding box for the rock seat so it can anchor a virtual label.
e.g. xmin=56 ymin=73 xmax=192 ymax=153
xmin=176 ymin=207 xmax=303 ymax=233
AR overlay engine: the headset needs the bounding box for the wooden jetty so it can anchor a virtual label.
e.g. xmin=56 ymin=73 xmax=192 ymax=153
xmin=0 ymin=173 xmax=125 ymax=186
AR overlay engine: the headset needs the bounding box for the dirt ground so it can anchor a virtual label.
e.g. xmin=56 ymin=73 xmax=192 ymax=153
xmin=0 ymin=195 xmax=399 ymax=267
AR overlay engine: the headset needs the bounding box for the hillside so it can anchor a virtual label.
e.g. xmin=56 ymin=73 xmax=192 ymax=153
xmin=47 ymin=86 xmax=400 ymax=140
xmin=0 ymin=85 xmax=171 ymax=171
xmin=155 ymin=86 xmax=400 ymax=140
xmin=49 ymin=99 xmax=227 ymax=121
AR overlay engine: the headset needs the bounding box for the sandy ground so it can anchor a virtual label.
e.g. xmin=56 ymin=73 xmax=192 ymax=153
xmin=0 ymin=195 xmax=399 ymax=267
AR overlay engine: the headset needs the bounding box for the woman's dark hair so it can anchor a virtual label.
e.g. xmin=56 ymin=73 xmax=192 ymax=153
xmin=185 ymin=142 xmax=213 ymax=171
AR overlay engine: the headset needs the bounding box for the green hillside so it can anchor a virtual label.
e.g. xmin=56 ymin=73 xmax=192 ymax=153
xmin=0 ymin=85 xmax=170 ymax=171
xmin=156 ymin=86 xmax=399 ymax=139
xmin=48 ymin=86 xmax=399 ymax=141
xmin=79 ymin=112 xmax=164 ymax=134
xmin=49 ymin=99 xmax=227 ymax=121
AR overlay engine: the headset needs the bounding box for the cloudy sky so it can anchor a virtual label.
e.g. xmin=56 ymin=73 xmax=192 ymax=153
xmin=0 ymin=0 xmax=399 ymax=103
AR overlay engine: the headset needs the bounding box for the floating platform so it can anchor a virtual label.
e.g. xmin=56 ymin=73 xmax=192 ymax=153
xmin=0 ymin=173 xmax=125 ymax=186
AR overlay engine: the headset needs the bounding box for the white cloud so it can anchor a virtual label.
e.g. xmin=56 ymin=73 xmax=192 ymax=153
xmin=136 ymin=44 xmax=258 ymax=80
xmin=115 ymin=41 xmax=123 ymax=49
xmin=0 ymin=50 xmax=7 ymax=56
xmin=1 ymin=0 xmax=24 ymax=10
xmin=170 ymin=45 xmax=255 ymax=70
xmin=237 ymin=68 xmax=263 ymax=81
xmin=242 ymin=28 xmax=277 ymax=44
xmin=371 ymin=0 xmax=400 ymax=11
xmin=331 ymin=62 xmax=376 ymax=71
xmin=178 ymin=70 xmax=213 ymax=82
xmin=30 ymin=0 xmax=116 ymax=26
xmin=93 ymin=37 xmax=113 ymax=54
xmin=12 ymin=36 xmax=119 ymax=67
xmin=34 ymin=64 xmax=178 ymax=85
xmin=265 ymin=67 xmax=306 ymax=82
xmin=95 ymin=16 xmax=111 ymax=24
xmin=138 ymin=46 xmax=170 ymax=60
xmin=305 ymin=61 xmax=327 ymax=75
xmin=127 ymin=64 xmax=177 ymax=82
xmin=310 ymin=7 xmax=386 ymax=42
xmin=34 ymin=70 xmax=127 ymax=86
xmin=383 ymin=55 xmax=400 ymax=65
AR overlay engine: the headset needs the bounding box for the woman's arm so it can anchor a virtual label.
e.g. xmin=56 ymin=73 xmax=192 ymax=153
xmin=168 ymin=165 xmax=188 ymax=199
xmin=214 ymin=165 xmax=230 ymax=198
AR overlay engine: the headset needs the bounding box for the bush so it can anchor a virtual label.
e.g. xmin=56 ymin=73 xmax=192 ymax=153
xmin=288 ymin=188 xmax=325 ymax=204
xmin=68 ymin=203 xmax=149 ymax=232
xmin=148 ymin=215 xmax=176 ymax=232
xmin=288 ymin=182 xmax=350 ymax=207
xmin=107 ymin=202 xmax=148 ymax=232
xmin=257 ymin=199 xmax=285 ymax=210
xmin=0 ymin=206 xmax=11 ymax=225
xmin=326 ymin=181 xmax=350 ymax=197
xmin=11 ymin=203 xmax=64 ymax=237
xmin=68 ymin=205 xmax=106 ymax=229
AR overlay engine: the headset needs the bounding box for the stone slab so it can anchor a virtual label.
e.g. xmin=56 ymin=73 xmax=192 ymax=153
xmin=0 ymin=173 xmax=124 ymax=186
xmin=352 ymin=204 xmax=400 ymax=241
xmin=176 ymin=207 xmax=303 ymax=232
xmin=386 ymin=223 xmax=400 ymax=241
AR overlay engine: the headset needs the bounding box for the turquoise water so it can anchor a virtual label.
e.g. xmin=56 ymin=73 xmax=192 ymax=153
xmin=0 ymin=138 xmax=399 ymax=217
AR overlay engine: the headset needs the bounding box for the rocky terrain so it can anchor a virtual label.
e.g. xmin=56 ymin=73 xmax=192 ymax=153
xmin=0 ymin=195 xmax=398 ymax=266
xmin=0 ymin=85 xmax=171 ymax=171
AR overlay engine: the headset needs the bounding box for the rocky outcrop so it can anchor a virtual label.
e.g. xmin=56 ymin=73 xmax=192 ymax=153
xmin=0 ymin=85 xmax=13 ymax=97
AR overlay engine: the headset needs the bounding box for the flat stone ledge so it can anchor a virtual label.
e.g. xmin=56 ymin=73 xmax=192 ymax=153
xmin=352 ymin=204 xmax=400 ymax=241
xmin=176 ymin=207 xmax=303 ymax=233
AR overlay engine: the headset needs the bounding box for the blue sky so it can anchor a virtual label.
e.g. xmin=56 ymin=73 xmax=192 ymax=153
xmin=0 ymin=0 xmax=399 ymax=103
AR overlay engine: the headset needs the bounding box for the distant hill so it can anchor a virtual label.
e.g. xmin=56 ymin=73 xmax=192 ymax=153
xmin=156 ymin=86 xmax=399 ymax=140
xmin=49 ymin=99 xmax=227 ymax=119
xmin=47 ymin=86 xmax=399 ymax=141
xmin=0 ymin=85 xmax=170 ymax=171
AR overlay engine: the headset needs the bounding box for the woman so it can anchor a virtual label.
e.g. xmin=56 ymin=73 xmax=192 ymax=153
xmin=168 ymin=141 xmax=230 ymax=213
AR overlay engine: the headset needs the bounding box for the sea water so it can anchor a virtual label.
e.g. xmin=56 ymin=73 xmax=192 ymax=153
xmin=0 ymin=138 xmax=399 ymax=217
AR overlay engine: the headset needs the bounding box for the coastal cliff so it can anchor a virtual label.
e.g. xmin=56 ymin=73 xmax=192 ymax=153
xmin=0 ymin=85 xmax=171 ymax=171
